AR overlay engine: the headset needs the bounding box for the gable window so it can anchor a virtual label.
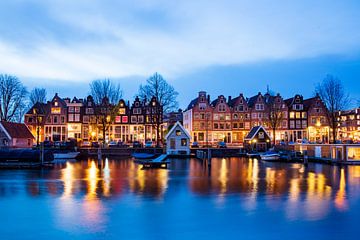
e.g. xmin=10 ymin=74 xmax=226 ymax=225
xmin=119 ymin=108 xmax=126 ymax=115
xmin=176 ymin=130 xmax=181 ymax=136
xmin=86 ymin=108 xmax=94 ymax=114
xmin=255 ymin=104 xmax=264 ymax=110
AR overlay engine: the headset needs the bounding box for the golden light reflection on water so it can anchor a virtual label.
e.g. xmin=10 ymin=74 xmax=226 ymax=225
xmin=38 ymin=157 xmax=360 ymax=227
xmin=335 ymin=168 xmax=348 ymax=211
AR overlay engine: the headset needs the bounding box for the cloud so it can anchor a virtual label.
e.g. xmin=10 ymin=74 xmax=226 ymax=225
xmin=0 ymin=0 xmax=360 ymax=82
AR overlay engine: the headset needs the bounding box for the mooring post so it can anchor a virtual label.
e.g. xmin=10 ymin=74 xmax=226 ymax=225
xmin=303 ymin=150 xmax=308 ymax=166
xmin=40 ymin=142 xmax=44 ymax=166
xmin=98 ymin=146 xmax=102 ymax=161
xmin=207 ymin=148 xmax=211 ymax=167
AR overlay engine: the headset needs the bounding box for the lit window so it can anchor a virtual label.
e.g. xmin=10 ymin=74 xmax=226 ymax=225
xmin=51 ymin=107 xmax=61 ymax=114
xmin=176 ymin=130 xmax=181 ymax=136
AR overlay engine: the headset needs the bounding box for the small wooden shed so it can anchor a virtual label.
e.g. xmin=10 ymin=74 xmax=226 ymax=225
xmin=0 ymin=121 xmax=35 ymax=148
xmin=244 ymin=125 xmax=271 ymax=152
xmin=165 ymin=121 xmax=191 ymax=156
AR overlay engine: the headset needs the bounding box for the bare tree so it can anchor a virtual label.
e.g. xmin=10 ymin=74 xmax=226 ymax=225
xmin=89 ymin=79 xmax=123 ymax=144
xmin=138 ymin=73 xmax=178 ymax=146
xmin=29 ymin=87 xmax=47 ymax=105
xmin=138 ymin=72 xmax=179 ymax=113
xmin=0 ymin=74 xmax=27 ymax=122
xmin=315 ymin=75 xmax=350 ymax=143
xmin=265 ymin=94 xmax=284 ymax=146
xmin=90 ymin=79 xmax=122 ymax=105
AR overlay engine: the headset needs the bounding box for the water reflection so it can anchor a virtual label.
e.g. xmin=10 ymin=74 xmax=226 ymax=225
xmin=0 ymin=157 xmax=359 ymax=223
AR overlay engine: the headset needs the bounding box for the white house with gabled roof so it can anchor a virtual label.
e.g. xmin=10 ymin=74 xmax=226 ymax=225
xmin=165 ymin=121 xmax=191 ymax=156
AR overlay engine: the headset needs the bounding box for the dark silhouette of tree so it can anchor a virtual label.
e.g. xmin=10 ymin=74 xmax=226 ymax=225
xmin=138 ymin=72 xmax=178 ymax=113
xmin=315 ymin=75 xmax=350 ymax=143
xmin=89 ymin=79 xmax=122 ymax=144
xmin=265 ymin=93 xmax=285 ymax=146
xmin=0 ymin=74 xmax=27 ymax=122
xmin=138 ymin=73 xmax=178 ymax=146
xmin=29 ymin=87 xmax=47 ymax=105
xmin=90 ymin=79 xmax=122 ymax=104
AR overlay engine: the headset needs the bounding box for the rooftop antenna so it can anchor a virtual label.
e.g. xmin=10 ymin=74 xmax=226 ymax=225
xmin=266 ymin=84 xmax=270 ymax=94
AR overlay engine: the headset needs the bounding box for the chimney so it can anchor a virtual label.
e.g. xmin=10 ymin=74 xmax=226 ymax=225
xmin=207 ymin=94 xmax=210 ymax=103
xmin=228 ymin=96 xmax=232 ymax=103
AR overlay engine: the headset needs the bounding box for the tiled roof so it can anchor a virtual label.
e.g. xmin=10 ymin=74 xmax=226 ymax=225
xmin=247 ymin=95 xmax=259 ymax=108
xmin=1 ymin=121 xmax=34 ymax=139
xmin=186 ymin=97 xmax=198 ymax=111
xmin=228 ymin=96 xmax=239 ymax=107
xmin=26 ymin=102 xmax=48 ymax=115
xmin=210 ymin=99 xmax=219 ymax=106
xmin=244 ymin=126 xmax=261 ymax=140
xmin=244 ymin=125 xmax=269 ymax=140
xmin=284 ymin=97 xmax=294 ymax=106
xmin=303 ymin=97 xmax=317 ymax=110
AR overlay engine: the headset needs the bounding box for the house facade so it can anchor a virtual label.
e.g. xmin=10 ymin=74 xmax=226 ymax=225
xmin=165 ymin=121 xmax=191 ymax=155
xmin=183 ymin=91 xmax=331 ymax=146
xmin=339 ymin=107 xmax=360 ymax=142
xmin=25 ymin=93 xmax=163 ymax=144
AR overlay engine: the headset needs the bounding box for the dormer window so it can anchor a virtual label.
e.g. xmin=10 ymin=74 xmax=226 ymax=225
xmin=199 ymin=103 xmax=206 ymax=110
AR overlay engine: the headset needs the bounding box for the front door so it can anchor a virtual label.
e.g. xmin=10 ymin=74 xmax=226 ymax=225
xmin=170 ymin=138 xmax=176 ymax=149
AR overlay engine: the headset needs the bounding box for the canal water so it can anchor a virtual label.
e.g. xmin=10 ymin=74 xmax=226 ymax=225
xmin=1 ymin=157 xmax=359 ymax=240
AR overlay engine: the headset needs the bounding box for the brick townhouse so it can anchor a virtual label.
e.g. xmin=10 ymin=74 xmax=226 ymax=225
xmin=25 ymin=93 xmax=163 ymax=144
xmin=183 ymin=91 xmax=330 ymax=146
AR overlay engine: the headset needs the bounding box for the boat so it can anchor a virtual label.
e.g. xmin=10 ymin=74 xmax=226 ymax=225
xmin=247 ymin=152 xmax=261 ymax=158
xmin=53 ymin=151 xmax=80 ymax=159
xmin=260 ymin=151 xmax=280 ymax=161
xmin=132 ymin=153 xmax=156 ymax=159
xmin=134 ymin=154 xmax=170 ymax=168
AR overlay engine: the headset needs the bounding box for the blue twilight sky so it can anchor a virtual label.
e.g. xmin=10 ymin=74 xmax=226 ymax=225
xmin=0 ymin=0 xmax=360 ymax=108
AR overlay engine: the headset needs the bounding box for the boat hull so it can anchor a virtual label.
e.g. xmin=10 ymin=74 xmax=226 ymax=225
xmin=54 ymin=152 xmax=80 ymax=159
xmin=260 ymin=154 xmax=280 ymax=161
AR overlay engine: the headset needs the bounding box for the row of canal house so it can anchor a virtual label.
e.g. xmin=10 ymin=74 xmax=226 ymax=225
xmin=338 ymin=107 xmax=360 ymax=142
xmin=24 ymin=93 xmax=163 ymax=144
xmin=183 ymin=91 xmax=330 ymax=146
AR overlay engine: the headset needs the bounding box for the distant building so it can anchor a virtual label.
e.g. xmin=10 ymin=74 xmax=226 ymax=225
xmin=163 ymin=109 xmax=183 ymax=130
xmin=184 ymin=90 xmax=331 ymax=146
xmin=165 ymin=121 xmax=190 ymax=155
xmin=339 ymin=107 xmax=360 ymax=142
xmin=24 ymin=93 xmax=163 ymax=144
xmin=0 ymin=121 xmax=34 ymax=148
